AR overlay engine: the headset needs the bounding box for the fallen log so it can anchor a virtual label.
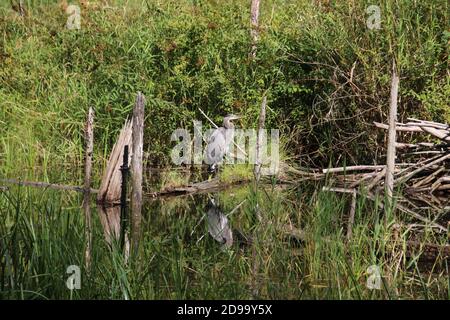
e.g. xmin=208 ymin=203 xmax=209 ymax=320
xmin=147 ymin=176 xmax=297 ymax=199
xmin=411 ymin=168 xmax=445 ymax=188
xmin=147 ymin=178 xmax=248 ymax=198
xmin=420 ymin=126 xmax=450 ymax=142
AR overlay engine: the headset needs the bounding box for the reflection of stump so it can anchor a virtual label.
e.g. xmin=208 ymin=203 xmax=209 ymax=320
xmin=97 ymin=205 xmax=120 ymax=244
xmin=97 ymin=205 xmax=129 ymax=259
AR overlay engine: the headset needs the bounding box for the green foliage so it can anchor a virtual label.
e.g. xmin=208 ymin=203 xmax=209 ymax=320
xmin=0 ymin=0 xmax=448 ymax=175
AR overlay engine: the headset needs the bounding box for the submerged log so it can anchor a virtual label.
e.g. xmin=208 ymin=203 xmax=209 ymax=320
xmin=0 ymin=179 xmax=98 ymax=193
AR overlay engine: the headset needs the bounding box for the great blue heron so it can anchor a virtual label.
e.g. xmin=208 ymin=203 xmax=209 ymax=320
xmin=204 ymin=114 xmax=241 ymax=174
xmin=206 ymin=198 xmax=233 ymax=248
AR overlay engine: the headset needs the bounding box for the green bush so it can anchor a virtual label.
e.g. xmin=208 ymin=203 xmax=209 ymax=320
xmin=0 ymin=0 xmax=448 ymax=179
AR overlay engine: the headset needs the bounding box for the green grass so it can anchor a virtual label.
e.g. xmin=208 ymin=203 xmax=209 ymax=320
xmin=219 ymin=163 xmax=253 ymax=183
xmin=159 ymin=170 xmax=191 ymax=190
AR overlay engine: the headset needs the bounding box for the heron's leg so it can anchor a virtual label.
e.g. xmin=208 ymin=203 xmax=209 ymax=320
xmin=214 ymin=164 xmax=219 ymax=177
xmin=206 ymin=163 xmax=217 ymax=180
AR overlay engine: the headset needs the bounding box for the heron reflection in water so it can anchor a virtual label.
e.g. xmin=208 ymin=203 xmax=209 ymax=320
xmin=206 ymin=198 xmax=233 ymax=249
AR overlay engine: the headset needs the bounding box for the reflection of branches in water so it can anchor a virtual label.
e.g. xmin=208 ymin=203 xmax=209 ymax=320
xmin=97 ymin=205 xmax=130 ymax=261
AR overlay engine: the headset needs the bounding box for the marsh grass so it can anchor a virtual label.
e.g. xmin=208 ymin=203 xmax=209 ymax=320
xmin=0 ymin=181 xmax=448 ymax=300
xmin=219 ymin=163 xmax=253 ymax=184
xmin=159 ymin=170 xmax=191 ymax=190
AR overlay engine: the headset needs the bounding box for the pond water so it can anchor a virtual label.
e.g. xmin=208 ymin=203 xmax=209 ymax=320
xmin=0 ymin=176 xmax=448 ymax=299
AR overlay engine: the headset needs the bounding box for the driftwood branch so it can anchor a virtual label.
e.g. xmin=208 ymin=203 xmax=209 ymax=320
xmin=385 ymin=61 xmax=399 ymax=200
xmin=397 ymin=153 xmax=450 ymax=185
xmin=373 ymin=120 xmax=450 ymax=142
xmin=323 ymin=165 xmax=385 ymax=174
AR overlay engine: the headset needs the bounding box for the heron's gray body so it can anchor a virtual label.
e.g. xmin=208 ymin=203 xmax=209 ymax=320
xmin=204 ymin=115 xmax=240 ymax=173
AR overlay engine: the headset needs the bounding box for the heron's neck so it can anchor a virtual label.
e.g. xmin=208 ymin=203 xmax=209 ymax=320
xmin=223 ymin=120 xmax=234 ymax=129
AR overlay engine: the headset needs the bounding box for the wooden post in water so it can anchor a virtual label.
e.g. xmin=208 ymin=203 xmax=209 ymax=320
xmin=83 ymin=106 xmax=94 ymax=269
xmin=131 ymin=92 xmax=145 ymax=251
xmin=252 ymin=94 xmax=266 ymax=298
xmin=119 ymin=145 xmax=130 ymax=250
xmin=385 ymin=61 xmax=399 ymax=204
